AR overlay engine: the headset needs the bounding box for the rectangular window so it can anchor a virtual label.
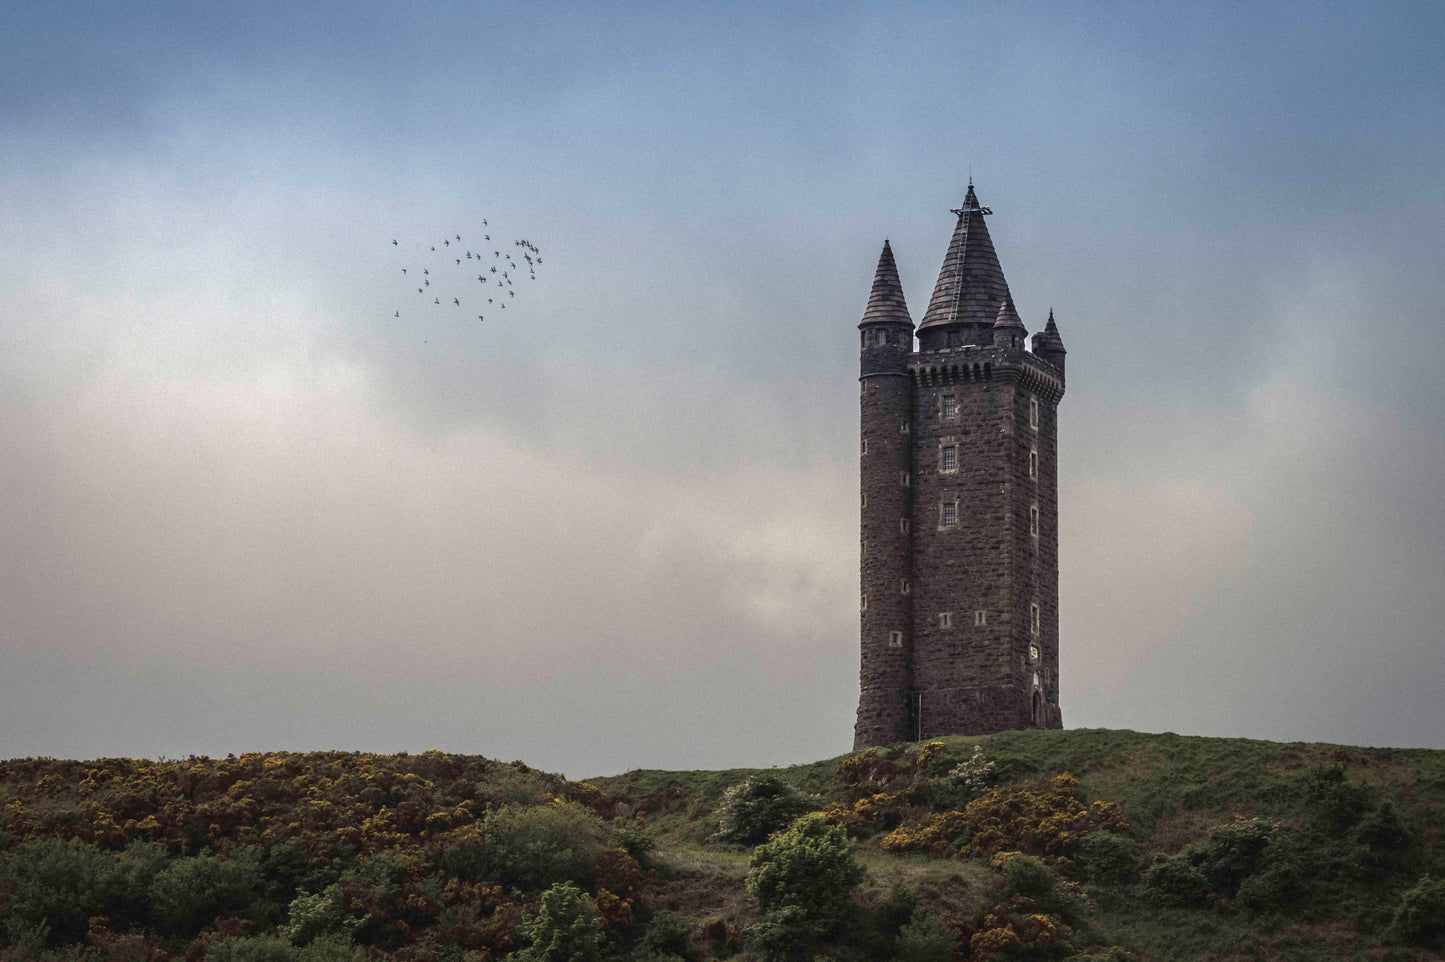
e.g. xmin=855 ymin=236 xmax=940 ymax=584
xmin=974 ymin=610 xmax=987 ymax=626
xmin=939 ymin=612 xmax=953 ymax=629
xmin=888 ymin=630 xmax=904 ymax=648
xmin=900 ymin=420 xmax=910 ymax=434
xmin=942 ymin=395 xmax=957 ymax=418
xmin=899 ymin=518 xmax=910 ymax=534
xmin=899 ymin=471 xmax=910 ymax=487
xmin=900 ymin=579 xmax=910 ymax=595
xmin=1031 ymin=603 xmax=1041 ymax=636
xmin=941 ymin=502 xmax=957 ymax=527
xmin=941 ymin=445 xmax=957 ymax=472
xmin=1029 ymin=447 xmax=1038 ymax=479
xmin=1029 ymin=397 xmax=1039 ymax=430
xmin=1030 ymin=504 xmax=1039 ymax=537
xmin=861 ymin=439 xmax=867 ymax=455
xmin=861 ymin=594 xmax=867 ymax=611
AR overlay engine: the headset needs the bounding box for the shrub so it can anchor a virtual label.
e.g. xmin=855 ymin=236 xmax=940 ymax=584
xmin=874 ymin=883 xmax=919 ymax=937
xmin=474 ymin=802 xmax=608 ymax=893
xmin=743 ymin=905 xmax=817 ymax=962
xmin=1072 ymin=830 xmax=1140 ymax=886
xmin=515 ymin=881 xmax=603 ymax=962
xmin=0 ymin=838 xmax=155 ymax=944
xmin=715 ymin=775 xmax=812 ymax=846
xmin=962 ymin=773 xmax=1131 ymax=862
xmin=930 ymin=745 xmax=998 ymax=809
xmin=206 ymin=934 xmax=367 ymax=961
xmin=151 ymin=848 xmax=267 ymax=937
xmin=279 ymin=884 xmax=364 ymax=945
xmin=895 ymin=908 xmax=957 ymax=962
xmin=1301 ymin=764 xmax=1372 ymax=834
xmin=1385 ymin=874 xmax=1445 ymax=949
xmin=746 ymin=815 xmax=865 ymax=928
xmin=1141 ymin=852 xmax=1209 ymax=907
xmin=1193 ymin=819 xmax=1272 ymax=898
xmin=636 ymin=909 xmax=693 ymax=961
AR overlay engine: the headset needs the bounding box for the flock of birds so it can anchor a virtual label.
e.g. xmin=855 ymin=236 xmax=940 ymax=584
xmin=390 ymin=220 xmax=543 ymax=323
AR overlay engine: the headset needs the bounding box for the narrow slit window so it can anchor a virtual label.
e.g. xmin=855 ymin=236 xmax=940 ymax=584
xmin=1030 ymin=504 xmax=1040 ymax=537
xmin=939 ymin=612 xmax=953 ymax=629
xmin=899 ymin=518 xmax=910 ymax=534
xmin=974 ymin=610 xmax=987 ymax=626
xmin=1031 ymin=603 xmax=1041 ymax=636
xmin=1029 ymin=397 xmax=1039 ymax=430
xmin=1029 ymin=447 xmax=1038 ymax=479
xmin=899 ymin=471 xmax=910 ymax=487
xmin=861 ymin=439 xmax=868 ymax=455
xmin=900 ymin=578 xmax=910 ymax=595
xmin=888 ymin=630 xmax=904 ymax=648
xmin=861 ymin=594 xmax=867 ymax=611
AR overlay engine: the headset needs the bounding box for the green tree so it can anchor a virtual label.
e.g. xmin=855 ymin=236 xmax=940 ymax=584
xmin=515 ymin=881 xmax=604 ymax=962
xmin=745 ymin=814 xmax=864 ymax=929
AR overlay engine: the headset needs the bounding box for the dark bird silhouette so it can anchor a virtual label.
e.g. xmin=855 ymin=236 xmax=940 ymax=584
xmin=423 ymin=269 xmax=428 ymax=275
xmin=434 ymin=297 xmax=440 ymax=304
xmin=402 ymin=268 xmax=406 ymax=273
xmin=456 ymin=258 xmax=461 ymax=265
xmin=431 ymin=246 xmax=435 ymax=251
xmin=394 ymin=311 xmax=400 ymax=317
xmin=490 ymin=266 xmax=497 ymax=274
xmin=444 ymin=239 xmax=450 ymax=246
xmin=392 ymin=239 xmax=398 ymax=245
xmin=453 ymin=297 xmax=460 ymax=305
xmin=455 ymin=234 xmax=461 ymax=241
xmin=418 ymin=288 xmax=422 ymax=293
xmin=484 ymin=234 xmax=490 ymax=240
xmin=482 ymin=219 xmax=487 ymax=226
xmin=479 ymin=315 xmax=484 ymax=321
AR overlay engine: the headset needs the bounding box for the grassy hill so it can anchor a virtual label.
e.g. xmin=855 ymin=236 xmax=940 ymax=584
xmin=2 ymin=729 xmax=1443 ymax=961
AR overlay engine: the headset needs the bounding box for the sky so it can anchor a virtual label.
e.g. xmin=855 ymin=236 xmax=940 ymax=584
xmin=2 ymin=0 xmax=1443 ymax=778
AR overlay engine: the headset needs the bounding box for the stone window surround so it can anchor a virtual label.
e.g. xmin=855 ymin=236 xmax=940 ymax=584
xmin=940 ymin=500 xmax=958 ymax=528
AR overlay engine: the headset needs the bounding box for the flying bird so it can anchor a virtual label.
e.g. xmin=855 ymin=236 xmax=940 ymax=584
xmin=392 ymin=239 xmax=398 ymax=245
xmin=453 ymin=297 xmax=460 ymax=305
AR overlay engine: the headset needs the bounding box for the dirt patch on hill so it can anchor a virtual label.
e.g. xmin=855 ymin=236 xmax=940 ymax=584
xmin=1266 ymin=746 xmax=1414 ymax=786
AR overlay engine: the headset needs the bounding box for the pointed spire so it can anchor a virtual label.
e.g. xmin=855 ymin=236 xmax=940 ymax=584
xmin=992 ymin=294 xmax=1025 ymax=330
xmin=1031 ymin=307 xmax=1066 ymax=374
xmin=919 ymin=184 xmax=1011 ymax=334
xmin=860 ymin=239 xmax=913 ymax=327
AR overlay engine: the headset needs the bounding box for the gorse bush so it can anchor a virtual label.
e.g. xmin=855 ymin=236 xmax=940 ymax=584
xmin=714 ymin=774 xmax=812 ymax=845
xmin=1387 ymin=874 xmax=1445 ymax=949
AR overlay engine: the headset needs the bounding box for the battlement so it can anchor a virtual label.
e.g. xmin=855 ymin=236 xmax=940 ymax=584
xmin=909 ymin=344 xmax=1064 ymax=403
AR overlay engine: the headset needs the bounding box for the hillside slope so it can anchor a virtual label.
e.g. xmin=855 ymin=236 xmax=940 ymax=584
xmin=3 ymin=729 xmax=1443 ymax=961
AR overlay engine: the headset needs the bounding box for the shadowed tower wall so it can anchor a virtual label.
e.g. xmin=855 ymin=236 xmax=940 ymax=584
xmin=854 ymin=186 xmax=1067 ymax=749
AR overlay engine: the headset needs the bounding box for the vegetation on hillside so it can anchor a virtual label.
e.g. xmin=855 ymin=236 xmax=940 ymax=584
xmin=2 ymin=730 xmax=1444 ymax=961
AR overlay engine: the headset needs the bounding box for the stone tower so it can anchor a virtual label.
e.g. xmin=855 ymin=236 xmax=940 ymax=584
xmin=855 ymin=185 xmax=1067 ymax=749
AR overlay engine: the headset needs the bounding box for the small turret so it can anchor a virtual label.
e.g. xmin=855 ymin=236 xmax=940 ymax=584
xmin=992 ymin=294 xmax=1026 ymax=351
xmin=1031 ymin=308 xmax=1066 ymax=376
xmin=859 ymin=240 xmax=914 ymax=377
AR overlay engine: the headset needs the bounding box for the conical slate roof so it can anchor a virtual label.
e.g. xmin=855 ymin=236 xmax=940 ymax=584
xmin=919 ymin=184 xmax=1011 ymax=332
xmin=859 ymin=239 xmax=913 ymax=327
xmin=993 ymin=293 xmax=1025 ymax=331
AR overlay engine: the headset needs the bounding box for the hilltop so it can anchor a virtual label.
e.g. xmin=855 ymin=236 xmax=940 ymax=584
xmin=2 ymin=729 xmax=1443 ymax=961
